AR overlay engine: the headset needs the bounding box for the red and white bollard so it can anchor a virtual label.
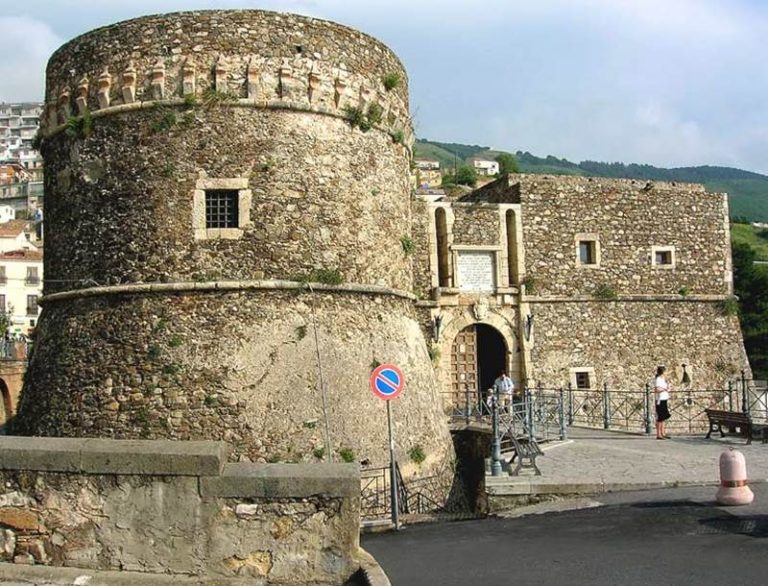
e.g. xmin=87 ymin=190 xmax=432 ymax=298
xmin=716 ymin=448 xmax=754 ymax=506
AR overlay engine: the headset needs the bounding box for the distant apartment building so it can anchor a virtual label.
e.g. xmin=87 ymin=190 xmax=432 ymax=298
xmin=0 ymin=220 xmax=42 ymax=335
xmin=0 ymin=103 xmax=44 ymax=212
xmin=471 ymin=158 xmax=500 ymax=176
xmin=0 ymin=103 xmax=42 ymax=159
xmin=415 ymin=158 xmax=443 ymax=188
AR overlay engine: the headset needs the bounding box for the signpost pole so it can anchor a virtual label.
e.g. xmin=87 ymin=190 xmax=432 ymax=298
xmin=387 ymin=400 xmax=400 ymax=530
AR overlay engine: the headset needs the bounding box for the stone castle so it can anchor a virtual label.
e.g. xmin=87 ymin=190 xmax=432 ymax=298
xmin=12 ymin=9 xmax=750 ymax=490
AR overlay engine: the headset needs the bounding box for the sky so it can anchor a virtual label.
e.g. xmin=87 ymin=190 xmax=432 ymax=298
xmin=1 ymin=0 xmax=767 ymax=174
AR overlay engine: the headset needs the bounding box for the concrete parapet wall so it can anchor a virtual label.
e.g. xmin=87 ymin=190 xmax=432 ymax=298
xmin=0 ymin=436 xmax=360 ymax=584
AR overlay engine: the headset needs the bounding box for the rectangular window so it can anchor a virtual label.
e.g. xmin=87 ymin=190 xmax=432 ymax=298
xmin=0 ymin=266 xmax=6 ymax=284
xmin=655 ymin=250 xmax=672 ymax=265
xmin=26 ymin=295 xmax=38 ymax=316
xmin=25 ymin=266 xmax=39 ymax=285
xmin=579 ymin=241 xmax=597 ymax=265
xmin=652 ymin=246 xmax=676 ymax=268
xmin=0 ymin=295 xmax=5 ymax=310
xmin=575 ymin=371 xmax=591 ymax=390
xmin=205 ymin=190 xmax=239 ymax=229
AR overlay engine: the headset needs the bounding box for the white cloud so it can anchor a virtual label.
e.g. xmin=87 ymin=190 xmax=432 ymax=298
xmin=0 ymin=16 xmax=62 ymax=102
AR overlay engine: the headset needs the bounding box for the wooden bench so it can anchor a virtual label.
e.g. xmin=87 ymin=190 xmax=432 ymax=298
xmin=506 ymin=435 xmax=543 ymax=476
xmin=705 ymin=408 xmax=768 ymax=445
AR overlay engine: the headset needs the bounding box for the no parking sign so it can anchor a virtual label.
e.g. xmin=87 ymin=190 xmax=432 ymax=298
xmin=369 ymin=364 xmax=405 ymax=400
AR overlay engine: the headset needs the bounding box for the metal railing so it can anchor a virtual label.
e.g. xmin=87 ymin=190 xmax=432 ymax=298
xmin=0 ymin=338 xmax=28 ymax=360
xmin=443 ymin=372 xmax=766 ymax=438
xmin=443 ymin=385 xmax=566 ymax=444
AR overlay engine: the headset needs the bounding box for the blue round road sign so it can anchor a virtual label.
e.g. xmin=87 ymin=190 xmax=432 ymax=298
xmin=370 ymin=364 xmax=405 ymax=400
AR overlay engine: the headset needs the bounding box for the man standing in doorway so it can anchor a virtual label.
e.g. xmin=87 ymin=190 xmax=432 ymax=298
xmin=494 ymin=370 xmax=514 ymax=412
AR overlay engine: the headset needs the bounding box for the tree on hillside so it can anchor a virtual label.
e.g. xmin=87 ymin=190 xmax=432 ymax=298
xmin=456 ymin=165 xmax=477 ymax=187
xmin=442 ymin=165 xmax=477 ymax=187
xmin=732 ymin=240 xmax=768 ymax=378
xmin=495 ymin=153 xmax=520 ymax=175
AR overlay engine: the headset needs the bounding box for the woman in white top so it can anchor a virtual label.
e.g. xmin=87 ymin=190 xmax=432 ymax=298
xmin=654 ymin=365 xmax=671 ymax=439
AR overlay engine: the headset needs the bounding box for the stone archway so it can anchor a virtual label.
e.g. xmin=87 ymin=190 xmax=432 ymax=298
xmin=0 ymin=378 xmax=12 ymax=431
xmin=436 ymin=308 xmax=520 ymax=410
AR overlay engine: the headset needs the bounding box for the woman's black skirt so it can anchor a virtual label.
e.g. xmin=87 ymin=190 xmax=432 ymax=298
xmin=656 ymin=400 xmax=671 ymax=422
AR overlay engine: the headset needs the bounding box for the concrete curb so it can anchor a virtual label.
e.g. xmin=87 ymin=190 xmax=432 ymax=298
xmin=0 ymin=563 xmax=255 ymax=585
xmin=354 ymin=547 xmax=391 ymax=586
xmin=486 ymin=477 xmax=768 ymax=497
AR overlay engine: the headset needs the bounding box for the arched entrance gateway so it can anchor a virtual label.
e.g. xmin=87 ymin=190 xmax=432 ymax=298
xmin=450 ymin=323 xmax=508 ymax=409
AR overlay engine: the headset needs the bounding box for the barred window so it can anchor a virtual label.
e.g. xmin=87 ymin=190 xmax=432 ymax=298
xmin=205 ymin=190 xmax=239 ymax=229
xmin=575 ymin=371 xmax=591 ymax=390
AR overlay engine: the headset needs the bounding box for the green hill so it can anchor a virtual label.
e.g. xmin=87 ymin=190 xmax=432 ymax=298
xmin=414 ymin=139 xmax=768 ymax=221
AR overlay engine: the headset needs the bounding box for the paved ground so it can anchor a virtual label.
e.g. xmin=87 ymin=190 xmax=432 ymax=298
xmin=488 ymin=426 xmax=768 ymax=496
xmin=364 ymin=484 xmax=768 ymax=585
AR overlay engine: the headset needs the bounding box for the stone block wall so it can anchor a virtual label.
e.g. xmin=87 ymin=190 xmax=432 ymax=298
xmin=0 ymin=436 xmax=360 ymax=584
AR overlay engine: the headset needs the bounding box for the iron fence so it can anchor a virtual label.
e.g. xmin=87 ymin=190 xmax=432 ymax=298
xmin=443 ymin=372 xmax=766 ymax=438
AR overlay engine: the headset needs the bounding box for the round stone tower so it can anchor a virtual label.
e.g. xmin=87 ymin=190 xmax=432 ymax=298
xmin=15 ymin=10 xmax=453 ymax=484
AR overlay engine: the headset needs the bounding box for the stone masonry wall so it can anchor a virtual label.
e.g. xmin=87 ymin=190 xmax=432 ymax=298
xmin=14 ymin=289 xmax=453 ymax=485
xmin=410 ymin=197 xmax=433 ymax=299
xmin=0 ymin=437 xmax=360 ymax=584
xmin=42 ymin=106 xmax=412 ymax=294
xmin=516 ymin=174 xmax=731 ymax=296
xmin=450 ymin=203 xmax=501 ymax=247
xmin=529 ymin=300 xmax=749 ymax=389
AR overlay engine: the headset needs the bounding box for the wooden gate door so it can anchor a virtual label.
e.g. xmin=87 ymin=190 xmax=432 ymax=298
xmin=451 ymin=325 xmax=478 ymax=409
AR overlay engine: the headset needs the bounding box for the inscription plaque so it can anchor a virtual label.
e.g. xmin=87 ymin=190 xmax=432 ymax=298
xmin=457 ymin=251 xmax=496 ymax=291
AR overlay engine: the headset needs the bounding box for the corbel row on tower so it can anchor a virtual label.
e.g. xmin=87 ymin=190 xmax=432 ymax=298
xmin=45 ymin=55 xmax=412 ymax=142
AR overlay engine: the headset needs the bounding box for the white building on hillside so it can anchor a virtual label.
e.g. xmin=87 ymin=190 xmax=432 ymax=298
xmin=0 ymin=220 xmax=42 ymax=336
xmin=471 ymin=158 xmax=500 ymax=176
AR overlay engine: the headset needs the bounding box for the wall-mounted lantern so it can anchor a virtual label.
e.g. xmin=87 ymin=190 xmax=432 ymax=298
xmin=524 ymin=314 xmax=534 ymax=342
xmin=432 ymin=314 xmax=443 ymax=342
xmin=681 ymin=363 xmax=691 ymax=385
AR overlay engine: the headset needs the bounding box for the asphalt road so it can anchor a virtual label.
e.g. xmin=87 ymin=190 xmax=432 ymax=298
xmin=362 ymin=486 xmax=768 ymax=585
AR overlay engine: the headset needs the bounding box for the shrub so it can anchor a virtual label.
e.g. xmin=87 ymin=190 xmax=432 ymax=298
xmin=594 ymin=284 xmax=618 ymax=300
xmin=401 ymin=235 xmax=415 ymax=256
xmin=306 ymin=268 xmax=343 ymax=285
xmin=391 ymin=129 xmax=404 ymax=144
xmin=148 ymin=344 xmax=162 ymax=359
xmin=522 ymin=275 xmax=537 ymax=294
xmin=313 ymin=447 xmax=325 ymax=460
xmin=366 ymin=103 xmax=383 ymax=126
xmin=339 ymin=448 xmax=356 ymax=463
xmin=343 ymin=106 xmax=366 ymax=128
xmin=408 ymin=445 xmax=426 ymax=465
xmin=149 ymin=109 xmax=177 ymax=134
xmin=65 ymin=111 xmax=94 ymax=139
xmin=719 ymin=297 xmax=739 ymax=316
xmin=678 ymin=286 xmax=690 ymax=298
xmin=201 ymin=87 xmax=238 ymax=107
xmin=168 ymin=334 xmax=183 ymax=348
xmin=382 ymin=72 xmax=401 ymax=91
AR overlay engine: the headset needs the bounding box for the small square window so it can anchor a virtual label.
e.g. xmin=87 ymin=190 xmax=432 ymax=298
xmin=652 ymin=246 xmax=675 ymax=269
xmin=579 ymin=241 xmax=597 ymax=265
xmin=205 ymin=190 xmax=239 ymax=229
xmin=575 ymin=371 xmax=591 ymax=390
